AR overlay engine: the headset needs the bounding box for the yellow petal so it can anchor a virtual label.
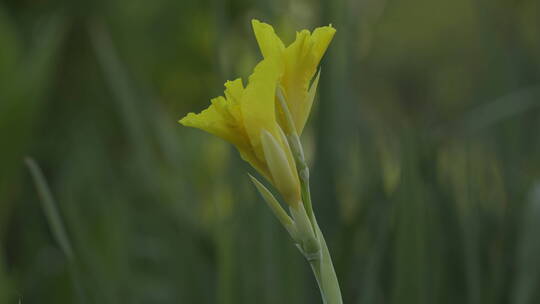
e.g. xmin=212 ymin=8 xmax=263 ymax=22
xmin=302 ymin=69 xmax=320 ymax=131
xmin=252 ymin=19 xmax=285 ymax=59
xmin=241 ymin=57 xmax=283 ymax=162
xmin=179 ymin=78 xmax=253 ymax=165
xmin=224 ymin=78 xmax=244 ymax=104
xmin=281 ymin=30 xmax=316 ymax=134
xmin=179 ymin=96 xmax=242 ymax=145
xmin=223 ymin=78 xmax=244 ymax=122
xmin=310 ymin=25 xmax=336 ymax=67
xmin=179 ymin=76 xmax=247 ymax=140
xmin=281 ymin=26 xmax=335 ymax=135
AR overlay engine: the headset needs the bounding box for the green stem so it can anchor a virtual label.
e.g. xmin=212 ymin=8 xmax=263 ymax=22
xmin=315 ymin=223 xmax=343 ymax=304
xmin=308 ymin=219 xmax=343 ymax=304
xmin=276 ymin=87 xmax=343 ymax=304
xmin=310 ymin=259 xmax=327 ymax=304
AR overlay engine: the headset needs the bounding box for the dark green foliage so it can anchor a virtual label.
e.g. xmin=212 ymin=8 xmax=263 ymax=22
xmin=1 ymin=0 xmax=539 ymax=303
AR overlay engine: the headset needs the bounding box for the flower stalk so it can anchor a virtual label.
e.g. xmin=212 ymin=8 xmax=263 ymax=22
xmin=277 ymin=88 xmax=343 ymax=304
xmin=247 ymin=88 xmax=343 ymax=304
xmin=179 ymin=19 xmax=340 ymax=303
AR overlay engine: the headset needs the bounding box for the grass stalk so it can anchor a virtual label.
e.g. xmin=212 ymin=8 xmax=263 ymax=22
xmin=25 ymin=158 xmax=86 ymax=303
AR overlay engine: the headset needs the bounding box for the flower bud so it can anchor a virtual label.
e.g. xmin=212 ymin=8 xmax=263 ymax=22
xmin=260 ymin=129 xmax=301 ymax=206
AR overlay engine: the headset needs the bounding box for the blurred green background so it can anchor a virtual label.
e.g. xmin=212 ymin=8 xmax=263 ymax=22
xmin=1 ymin=0 xmax=540 ymax=303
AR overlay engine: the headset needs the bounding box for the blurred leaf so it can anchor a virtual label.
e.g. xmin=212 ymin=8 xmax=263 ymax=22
xmin=511 ymin=183 xmax=540 ymax=304
xmin=0 ymin=7 xmax=20 ymax=88
xmin=0 ymin=13 xmax=66 ymax=236
xmin=25 ymin=158 xmax=74 ymax=260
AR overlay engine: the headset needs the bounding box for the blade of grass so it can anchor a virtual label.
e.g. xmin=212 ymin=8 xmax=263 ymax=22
xmin=511 ymin=183 xmax=540 ymax=304
xmin=87 ymin=20 xmax=154 ymax=165
xmin=25 ymin=157 xmax=74 ymax=260
xmin=0 ymin=252 xmax=11 ymax=303
xmin=434 ymin=85 xmax=540 ymax=137
xmin=0 ymin=13 xmax=66 ymax=240
xmin=25 ymin=157 xmax=86 ymax=303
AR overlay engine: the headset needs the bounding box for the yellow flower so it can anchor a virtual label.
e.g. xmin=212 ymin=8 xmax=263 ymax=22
xmin=179 ymin=20 xmax=335 ymax=205
xmin=180 ymin=58 xmax=282 ymax=181
xmin=251 ymin=19 xmax=336 ymax=135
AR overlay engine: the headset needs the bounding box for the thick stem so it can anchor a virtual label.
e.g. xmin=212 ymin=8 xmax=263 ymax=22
xmin=316 ymin=223 xmax=343 ymax=304
xmin=310 ymin=259 xmax=328 ymax=304
xmin=276 ymin=87 xmax=342 ymax=304
xmin=308 ymin=219 xmax=343 ymax=304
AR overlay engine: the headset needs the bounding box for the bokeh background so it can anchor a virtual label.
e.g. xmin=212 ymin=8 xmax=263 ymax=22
xmin=1 ymin=0 xmax=540 ymax=303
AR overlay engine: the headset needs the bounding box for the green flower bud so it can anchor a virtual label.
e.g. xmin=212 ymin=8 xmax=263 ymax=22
xmin=260 ymin=129 xmax=302 ymax=206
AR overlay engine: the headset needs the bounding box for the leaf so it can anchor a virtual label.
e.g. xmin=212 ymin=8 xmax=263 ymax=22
xmin=25 ymin=157 xmax=74 ymax=260
xmin=248 ymin=174 xmax=297 ymax=239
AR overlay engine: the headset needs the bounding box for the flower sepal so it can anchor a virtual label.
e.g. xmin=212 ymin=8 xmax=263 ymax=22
xmin=248 ymin=174 xmax=298 ymax=241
